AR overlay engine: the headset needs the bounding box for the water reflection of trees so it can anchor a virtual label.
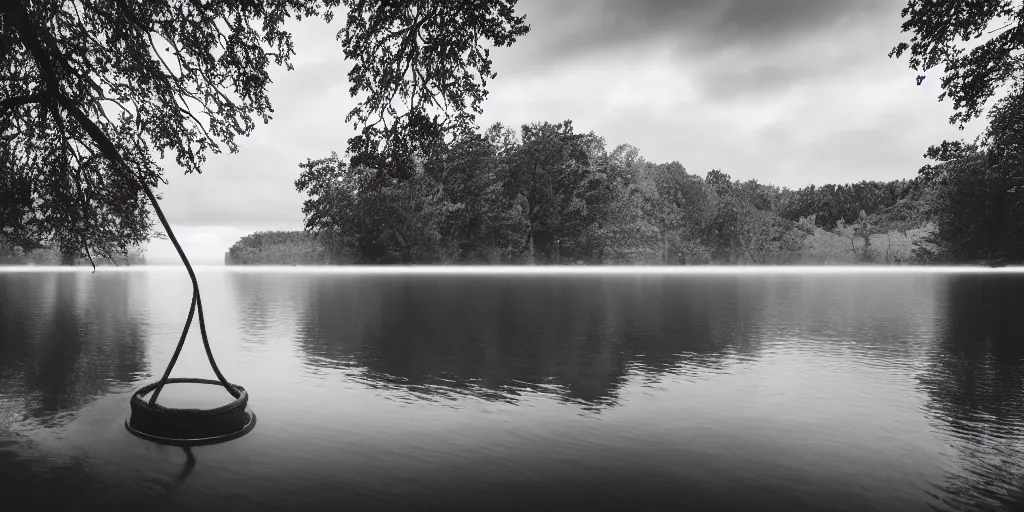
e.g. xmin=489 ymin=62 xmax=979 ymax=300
xmin=291 ymin=274 xmax=772 ymax=409
xmin=0 ymin=272 xmax=148 ymax=427
xmin=242 ymin=272 xmax=954 ymax=411
xmin=919 ymin=274 xmax=1024 ymax=512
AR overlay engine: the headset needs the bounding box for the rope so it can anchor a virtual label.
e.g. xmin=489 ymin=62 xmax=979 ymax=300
xmin=56 ymin=97 xmax=238 ymax=404
xmin=140 ymin=176 xmax=240 ymax=404
xmin=75 ymin=115 xmax=240 ymax=405
xmin=1 ymin=0 xmax=237 ymax=405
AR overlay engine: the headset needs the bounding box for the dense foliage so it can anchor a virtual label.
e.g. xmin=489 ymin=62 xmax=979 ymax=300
xmin=340 ymin=0 xmax=529 ymax=178
xmin=224 ymin=230 xmax=337 ymax=265
xmin=9 ymin=0 xmax=1021 ymax=266
xmin=281 ymin=0 xmax=1024 ymax=267
xmin=891 ymin=0 xmax=1024 ymax=263
xmin=1 ymin=0 xmax=529 ymax=263
xmin=289 ymin=120 xmax=938 ymax=265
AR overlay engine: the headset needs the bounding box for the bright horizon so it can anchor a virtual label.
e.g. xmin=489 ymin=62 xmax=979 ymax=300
xmin=5 ymin=265 xmax=1023 ymax=274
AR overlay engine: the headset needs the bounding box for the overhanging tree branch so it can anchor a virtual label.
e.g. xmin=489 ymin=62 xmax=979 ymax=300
xmin=0 ymin=93 xmax=46 ymax=111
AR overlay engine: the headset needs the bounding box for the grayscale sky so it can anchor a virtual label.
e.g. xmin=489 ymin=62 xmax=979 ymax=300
xmin=146 ymin=0 xmax=985 ymax=264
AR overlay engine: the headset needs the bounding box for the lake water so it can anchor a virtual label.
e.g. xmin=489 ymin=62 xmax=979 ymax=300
xmin=1 ymin=267 xmax=1023 ymax=511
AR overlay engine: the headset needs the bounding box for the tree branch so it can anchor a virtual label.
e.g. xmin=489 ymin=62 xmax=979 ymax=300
xmin=0 ymin=93 xmax=46 ymax=111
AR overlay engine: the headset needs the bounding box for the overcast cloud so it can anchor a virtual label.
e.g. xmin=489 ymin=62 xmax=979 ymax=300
xmin=146 ymin=0 xmax=985 ymax=264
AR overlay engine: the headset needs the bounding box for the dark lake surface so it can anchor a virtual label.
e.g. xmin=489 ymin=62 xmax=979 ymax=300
xmin=2 ymin=267 xmax=1024 ymax=511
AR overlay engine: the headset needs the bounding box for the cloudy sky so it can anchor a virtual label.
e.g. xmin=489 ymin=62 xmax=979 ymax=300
xmin=146 ymin=0 xmax=986 ymax=264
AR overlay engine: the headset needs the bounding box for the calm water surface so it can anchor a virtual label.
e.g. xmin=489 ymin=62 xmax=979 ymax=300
xmin=1 ymin=268 xmax=1023 ymax=511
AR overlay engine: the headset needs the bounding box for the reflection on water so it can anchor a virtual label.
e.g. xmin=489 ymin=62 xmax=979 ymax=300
xmin=291 ymin=274 xmax=943 ymax=407
xmin=0 ymin=269 xmax=1022 ymax=511
xmin=921 ymin=275 xmax=1024 ymax=511
xmin=0 ymin=272 xmax=149 ymax=430
xmin=294 ymin=275 xmax=759 ymax=408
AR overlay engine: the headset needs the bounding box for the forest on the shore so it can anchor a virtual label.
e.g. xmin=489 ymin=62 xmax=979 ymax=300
xmin=3 ymin=1 xmax=1020 ymax=268
xmin=224 ymin=2 xmax=1024 ymax=268
xmin=225 ymin=119 xmax=1013 ymax=266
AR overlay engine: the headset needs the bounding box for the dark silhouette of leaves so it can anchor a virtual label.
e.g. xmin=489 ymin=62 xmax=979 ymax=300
xmin=890 ymin=0 xmax=1022 ymax=129
xmin=339 ymin=0 xmax=529 ymax=178
xmin=1 ymin=0 xmax=529 ymax=262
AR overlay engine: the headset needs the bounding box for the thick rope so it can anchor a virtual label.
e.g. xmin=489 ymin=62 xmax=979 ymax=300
xmin=148 ymin=288 xmax=196 ymax=404
xmin=62 ymin=100 xmax=239 ymax=403
xmin=137 ymin=155 xmax=240 ymax=403
xmin=1 ymin=0 xmax=238 ymax=404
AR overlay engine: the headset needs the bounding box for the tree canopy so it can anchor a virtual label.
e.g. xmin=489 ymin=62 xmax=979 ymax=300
xmin=0 ymin=0 xmax=529 ymax=261
xmin=890 ymin=0 xmax=1024 ymax=130
xmin=294 ymin=119 xmax=936 ymax=266
xmin=890 ymin=0 xmax=1024 ymax=263
xmin=341 ymin=0 xmax=529 ymax=177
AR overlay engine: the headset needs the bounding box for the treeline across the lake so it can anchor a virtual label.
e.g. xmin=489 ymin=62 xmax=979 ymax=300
xmin=225 ymin=230 xmax=337 ymax=265
xmin=0 ymin=239 xmax=146 ymax=266
xmin=223 ymin=118 xmax=1022 ymax=266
